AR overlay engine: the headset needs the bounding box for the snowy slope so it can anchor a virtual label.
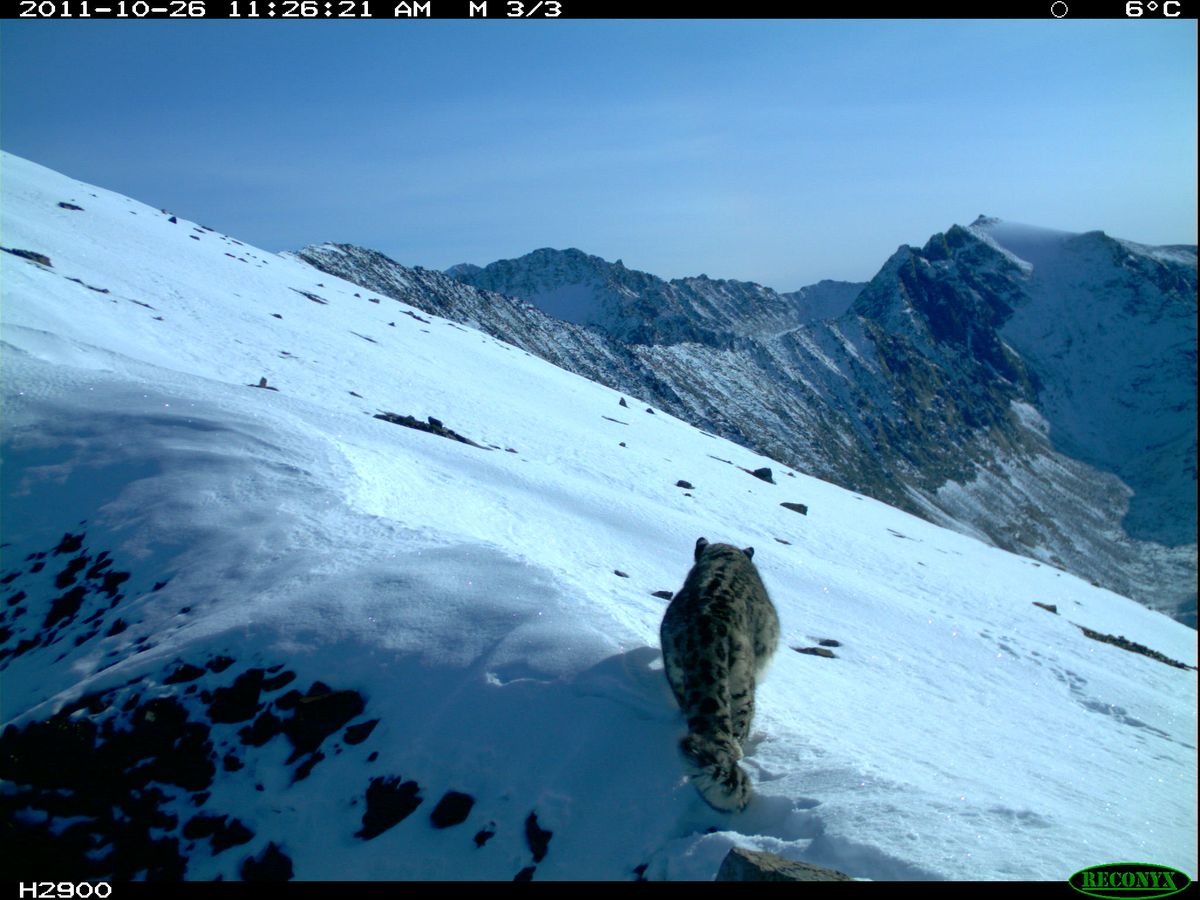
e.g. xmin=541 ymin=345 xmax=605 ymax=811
xmin=431 ymin=227 xmax=1197 ymax=627
xmin=1 ymin=152 xmax=1196 ymax=882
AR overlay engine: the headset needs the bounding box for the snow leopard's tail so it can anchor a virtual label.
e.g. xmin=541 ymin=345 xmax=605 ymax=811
xmin=679 ymin=731 xmax=752 ymax=812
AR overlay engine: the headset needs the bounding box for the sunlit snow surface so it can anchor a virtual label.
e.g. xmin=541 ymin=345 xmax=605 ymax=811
xmin=1 ymin=153 xmax=1195 ymax=881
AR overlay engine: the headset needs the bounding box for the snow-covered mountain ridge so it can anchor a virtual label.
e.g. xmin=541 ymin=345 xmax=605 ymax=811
xmin=1 ymin=152 xmax=1195 ymax=882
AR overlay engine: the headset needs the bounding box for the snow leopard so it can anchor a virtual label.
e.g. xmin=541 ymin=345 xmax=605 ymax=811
xmin=660 ymin=537 xmax=780 ymax=812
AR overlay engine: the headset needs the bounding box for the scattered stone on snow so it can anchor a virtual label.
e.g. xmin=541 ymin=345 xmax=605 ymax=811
xmin=793 ymin=646 xmax=836 ymax=658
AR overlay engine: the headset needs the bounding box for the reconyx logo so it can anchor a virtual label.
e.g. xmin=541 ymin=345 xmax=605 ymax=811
xmin=1069 ymin=863 xmax=1192 ymax=899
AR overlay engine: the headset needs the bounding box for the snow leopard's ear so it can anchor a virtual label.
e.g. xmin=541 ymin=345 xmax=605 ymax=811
xmin=694 ymin=537 xmax=710 ymax=561
xmin=742 ymin=546 xmax=755 ymax=560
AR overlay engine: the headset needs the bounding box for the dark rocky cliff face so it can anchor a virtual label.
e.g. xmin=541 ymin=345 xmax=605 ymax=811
xmin=296 ymin=232 xmax=1197 ymax=627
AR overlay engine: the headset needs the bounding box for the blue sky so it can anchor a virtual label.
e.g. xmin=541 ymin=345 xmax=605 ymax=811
xmin=2 ymin=20 xmax=1196 ymax=290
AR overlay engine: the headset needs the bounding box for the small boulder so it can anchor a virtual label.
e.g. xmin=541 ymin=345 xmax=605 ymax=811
xmin=716 ymin=847 xmax=852 ymax=881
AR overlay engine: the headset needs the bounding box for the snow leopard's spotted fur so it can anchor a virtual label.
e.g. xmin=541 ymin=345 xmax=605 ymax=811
xmin=660 ymin=537 xmax=780 ymax=812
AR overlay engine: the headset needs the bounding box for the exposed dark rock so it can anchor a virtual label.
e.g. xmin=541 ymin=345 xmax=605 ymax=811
xmin=613 ymin=570 xmax=629 ymax=578
xmin=207 ymin=655 xmax=236 ymax=673
xmin=164 ymin=663 xmax=207 ymax=684
xmin=1033 ymin=602 xmax=1058 ymax=614
xmin=53 ymin=532 xmax=84 ymax=555
xmin=1073 ymin=624 xmax=1195 ymax=670
xmin=619 ymin=397 xmax=628 ymax=407
xmin=207 ymin=669 xmax=266 ymax=724
xmin=280 ymin=682 xmax=365 ymax=761
xmin=54 ymin=555 xmax=89 ymax=588
xmin=818 ymin=639 xmax=841 ymax=647
xmin=44 ymin=585 xmax=87 ymax=629
xmin=3 ymin=247 xmax=52 ymax=266
xmin=85 ymin=553 xmax=112 ymax=579
xmin=355 ymin=776 xmax=422 ymax=840
xmin=430 ymin=790 xmax=475 ymax=828
xmin=168 ymin=215 xmax=177 ymax=223
xmin=675 ymin=480 xmax=694 ymax=489
xmin=292 ymin=750 xmax=325 ymax=782
xmin=514 ymin=866 xmax=536 ymax=881
xmin=774 ymin=538 xmax=791 ymax=545
xmin=241 ymin=842 xmax=294 ymax=881
xmin=748 ymin=467 xmax=775 ymax=483
xmin=344 ymin=719 xmax=379 ymax=745
xmin=0 ymin=688 xmax=221 ymax=880
xmin=525 ymin=811 xmax=552 ymax=863
xmin=183 ymin=814 xmax=254 ymax=854
xmin=261 ymin=670 xmax=296 ymax=692
xmin=58 ymin=202 xmax=84 ymax=210
xmin=239 ymin=711 xmax=283 ymax=747
xmin=373 ymin=411 xmax=486 ymax=449
xmin=780 ymin=502 xmax=808 ymax=515
xmin=652 ymin=590 xmax=674 ymax=600
xmin=793 ymin=646 xmax=836 ymax=658
xmin=716 ymin=847 xmax=853 ymax=881
xmin=98 ymin=570 xmax=130 ymax=598
xmin=290 ymin=288 xmax=328 ymax=305
xmin=474 ymin=826 xmax=496 ymax=847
